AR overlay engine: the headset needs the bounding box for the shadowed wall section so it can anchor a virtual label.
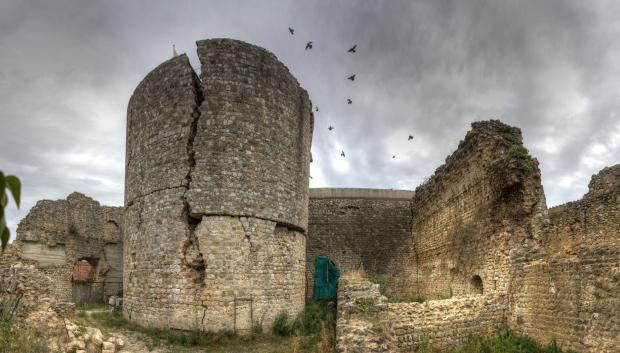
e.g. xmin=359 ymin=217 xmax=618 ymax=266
xmin=307 ymin=188 xmax=414 ymax=298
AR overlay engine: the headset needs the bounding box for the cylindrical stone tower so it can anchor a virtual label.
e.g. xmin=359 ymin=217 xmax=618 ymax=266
xmin=123 ymin=38 xmax=313 ymax=332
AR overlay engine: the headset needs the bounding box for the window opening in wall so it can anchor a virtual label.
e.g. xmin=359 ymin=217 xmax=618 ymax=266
xmin=470 ymin=275 xmax=483 ymax=295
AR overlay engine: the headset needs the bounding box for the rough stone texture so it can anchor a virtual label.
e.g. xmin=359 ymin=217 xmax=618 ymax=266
xmin=407 ymin=120 xmax=546 ymax=300
xmin=336 ymin=280 xmax=505 ymax=353
xmin=123 ymin=38 xmax=312 ymax=332
xmin=189 ymin=38 xmax=313 ymax=231
xmin=509 ymin=165 xmax=620 ymax=353
xmin=0 ymin=245 xmax=72 ymax=340
xmin=13 ymin=192 xmax=123 ymax=303
xmin=333 ymin=121 xmax=619 ymax=353
xmin=307 ymin=189 xmax=414 ymax=298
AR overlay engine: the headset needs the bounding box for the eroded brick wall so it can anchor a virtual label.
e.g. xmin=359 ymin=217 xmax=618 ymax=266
xmin=13 ymin=192 xmax=123 ymax=302
xmin=336 ymin=280 xmax=505 ymax=353
xmin=409 ymin=120 xmax=546 ymax=300
xmin=307 ymin=188 xmax=414 ymax=298
xmin=509 ymin=165 xmax=620 ymax=353
xmin=124 ymin=38 xmax=312 ymax=332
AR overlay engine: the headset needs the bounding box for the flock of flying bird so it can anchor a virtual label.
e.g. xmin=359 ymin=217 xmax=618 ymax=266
xmin=289 ymin=27 xmax=415 ymax=165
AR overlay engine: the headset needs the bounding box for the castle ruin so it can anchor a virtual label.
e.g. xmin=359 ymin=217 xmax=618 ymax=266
xmin=123 ymin=38 xmax=313 ymax=332
xmin=1 ymin=38 xmax=618 ymax=353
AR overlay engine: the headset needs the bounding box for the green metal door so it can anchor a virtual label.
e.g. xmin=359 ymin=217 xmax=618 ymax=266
xmin=313 ymin=256 xmax=340 ymax=300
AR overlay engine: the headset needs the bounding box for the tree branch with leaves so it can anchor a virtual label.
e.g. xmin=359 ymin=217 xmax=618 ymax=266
xmin=1 ymin=171 xmax=21 ymax=251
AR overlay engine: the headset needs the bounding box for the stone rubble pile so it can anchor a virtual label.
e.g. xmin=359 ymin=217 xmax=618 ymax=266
xmin=66 ymin=322 xmax=127 ymax=353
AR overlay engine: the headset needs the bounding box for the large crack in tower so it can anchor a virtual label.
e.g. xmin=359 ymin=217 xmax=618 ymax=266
xmin=123 ymin=38 xmax=314 ymax=332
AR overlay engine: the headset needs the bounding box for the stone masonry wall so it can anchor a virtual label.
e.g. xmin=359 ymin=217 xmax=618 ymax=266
xmin=336 ymin=280 xmax=505 ymax=353
xmin=408 ymin=120 xmax=546 ymax=300
xmin=14 ymin=192 xmax=123 ymax=303
xmin=189 ymin=38 xmax=313 ymax=231
xmin=123 ymin=38 xmax=312 ymax=332
xmin=509 ymin=165 xmax=620 ymax=353
xmin=307 ymin=188 xmax=414 ymax=298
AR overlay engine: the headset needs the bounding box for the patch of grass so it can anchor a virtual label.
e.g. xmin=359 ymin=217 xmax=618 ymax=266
xmin=75 ymin=302 xmax=108 ymax=311
xmin=341 ymin=269 xmax=366 ymax=283
xmin=354 ymin=298 xmax=374 ymax=312
xmin=79 ymin=302 xmax=337 ymax=353
xmin=0 ymin=300 xmax=48 ymax=353
xmin=292 ymin=300 xmax=336 ymax=337
xmin=508 ymin=146 xmax=536 ymax=174
xmin=272 ymin=312 xmax=292 ymax=337
xmin=417 ymin=329 xmax=578 ymax=353
xmin=367 ymin=274 xmax=387 ymax=296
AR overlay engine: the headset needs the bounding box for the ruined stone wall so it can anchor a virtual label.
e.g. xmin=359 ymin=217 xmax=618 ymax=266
xmin=124 ymin=38 xmax=312 ymax=332
xmin=307 ymin=188 xmax=414 ymax=298
xmin=509 ymin=165 xmax=620 ymax=353
xmin=408 ymin=120 xmax=546 ymax=299
xmin=0 ymin=245 xmax=73 ymax=338
xmin=336 ymin=280 xmax=505 ymax=353
xmin=14 ymin=192 xmax=123 ymax=302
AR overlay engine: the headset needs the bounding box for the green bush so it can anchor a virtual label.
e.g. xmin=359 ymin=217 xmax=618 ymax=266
xmin=272 ymin=312 xmax=292 ymax=336
xmin=68 ymin=223 xmax=79 ymax=236
xmin=508 ymin=146 xmax=536 ymax=174
xmin=292 ymin=300 xmax=335 ymax=337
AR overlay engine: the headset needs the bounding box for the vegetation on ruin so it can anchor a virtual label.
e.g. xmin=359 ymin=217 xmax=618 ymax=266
xmin=0 ymin=171 xmax=21 ymax=251
xmin=67 ymin=223 xmax=79 ymax=236
xmin=0 ymin=298 xmax=50 ymax=353
xmin=508 ymin=146 xmax=536 ymax=174
xmin=77 ymin=300 xmax=336 ymax=353
xmin=354 ymin=298 xmax=375 ymax=312
xmin=417 ymin=329 xmax=578 ymax=353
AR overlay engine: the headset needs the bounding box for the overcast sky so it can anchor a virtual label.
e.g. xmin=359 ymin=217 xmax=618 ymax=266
xmin=1 ymin=0 xmax=619 ymax=241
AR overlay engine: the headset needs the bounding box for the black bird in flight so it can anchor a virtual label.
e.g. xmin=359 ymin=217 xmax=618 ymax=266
xmin=315 ymin=106 xmax=319 ymax=112
xmin=347 ymin=98 xmax=352 ymax=104
xmin=328 ymin=126 xmax=334 ymax=131
xmin=348 ymin=44 xmax=357 ymax=53
xmin=289 ymin=27 xmax=294 ymax=35
xmin=408 ymin=134 xmax=414 ymax=141
xmin=305 ymin=41 xmax=313 ymax=50
xmin=341 ymin=151 xmax=346 ymax=158
xmin=392 ymin=155 xmax=396 ymax=159
xmin=348 ymin=74 xmax=356 ymax=81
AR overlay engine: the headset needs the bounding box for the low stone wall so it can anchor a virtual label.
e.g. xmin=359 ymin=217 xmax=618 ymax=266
xmin=336 ymin=280 xmax=506 ymax=353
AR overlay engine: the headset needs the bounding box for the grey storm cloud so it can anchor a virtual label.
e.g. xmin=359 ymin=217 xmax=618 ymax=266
xmin=1 ymin=0 xmax=619 ymax=240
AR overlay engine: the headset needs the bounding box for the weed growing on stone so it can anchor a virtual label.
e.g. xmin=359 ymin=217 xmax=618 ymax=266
xmin=0 ymin=300 xmax=47 ymax=353
xmin=354 ymin=298 xmax=374 ymax=312
xmin=508 ymin=146 xmax=536 ymax=174
xmin=68 ymin=223 xmax=79 ymax=236
xmin=367 ymin=274 xmax=388 ymax=296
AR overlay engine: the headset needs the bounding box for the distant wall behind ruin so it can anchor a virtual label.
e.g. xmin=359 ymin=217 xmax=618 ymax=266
xmin=307 ymin=188 xmax=414 ymax=298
